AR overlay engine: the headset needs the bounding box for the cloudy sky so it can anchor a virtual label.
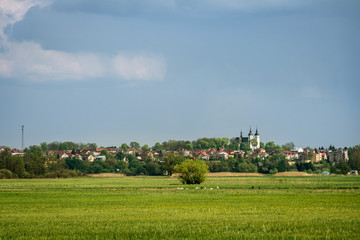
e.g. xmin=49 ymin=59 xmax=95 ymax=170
xmin=0 ymin=0 xmax=359 ymax=149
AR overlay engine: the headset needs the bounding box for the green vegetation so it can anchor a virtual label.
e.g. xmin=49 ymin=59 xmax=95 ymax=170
xmin=0 ymin=176 xmax=359 ymax=239
xmin=174 ymin=159 xmax=208 ymax=184
xmin=1 ymin=141 xmax=359 ymax=178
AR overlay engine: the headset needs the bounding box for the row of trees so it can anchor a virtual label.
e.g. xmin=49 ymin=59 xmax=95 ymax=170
xmin=38 ymin=138 xmax=281 ymax=152
xmin=1 ymin=144 xmax=359 ymax=179
xmin=37 ymin=140 xmax=349 ymax=154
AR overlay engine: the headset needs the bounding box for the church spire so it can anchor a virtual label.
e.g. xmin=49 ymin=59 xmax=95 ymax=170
xmin=255 ymin=127 xmax=259 ymax=136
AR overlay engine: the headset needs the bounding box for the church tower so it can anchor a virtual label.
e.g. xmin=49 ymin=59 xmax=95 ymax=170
xmin=237 ymin=127 xmax=260 ymax=151
xmin=255 ymin=128 xmax=260 ymax=149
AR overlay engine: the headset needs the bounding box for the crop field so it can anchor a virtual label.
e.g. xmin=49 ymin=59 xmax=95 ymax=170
xmin=0 ymin=176 xmax=359 ymax=239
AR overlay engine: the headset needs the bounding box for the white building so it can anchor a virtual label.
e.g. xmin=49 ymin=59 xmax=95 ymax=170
xmin=237 ymin=127 xmax=260 ymax=151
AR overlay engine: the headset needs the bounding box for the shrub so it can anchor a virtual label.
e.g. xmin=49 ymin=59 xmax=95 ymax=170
xmin=174 ymin=159 xmax=208 ymax=184
xmin=0 ymin=169 xmax=14 ymax=179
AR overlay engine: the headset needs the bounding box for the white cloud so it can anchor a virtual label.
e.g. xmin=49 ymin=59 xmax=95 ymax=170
xmin=201 ymin=0 xmax=302 ymax=10
xmin=0 ymin=0 xmax=51 ymax=39
xmin=0 ymin=41 xmax=166 ymax=81
xmin=53 ymin=0 xmax=311 ymax=15
xmin=112 ymin=55 xmax=166 ymax=81
xmin=0 ymin=0 xmax=167 ymax=82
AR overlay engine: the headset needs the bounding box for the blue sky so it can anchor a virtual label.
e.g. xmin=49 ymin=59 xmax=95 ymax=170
xmin=0 ymin=0 xmax=359 ymax=149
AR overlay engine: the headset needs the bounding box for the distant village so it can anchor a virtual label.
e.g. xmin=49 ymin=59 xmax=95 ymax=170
xmin=1 ymin=127 xmax=357 ymax=178
xmin=2 ymin=144 xmax=349 ymax=165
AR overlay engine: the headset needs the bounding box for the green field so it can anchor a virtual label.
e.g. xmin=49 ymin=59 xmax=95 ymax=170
xmin=1 ymin=176 xmax=359 ymax=239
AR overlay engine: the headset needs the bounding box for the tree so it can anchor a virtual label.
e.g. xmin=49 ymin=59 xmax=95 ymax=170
xmin=277 ymin=159 xmax=286 ymax=172
xmin=161 ymin=153 xmax=184 ymax=176
xmin=115 ymin=152 xmax=125 ymax=161
xmin=250 ymin=139 xmax=258 ymax=149
xmin=265 ymin=141 xmax=282 ymax=153
xmin=282 ymin=142 xmax=295 ymax=151
xmin=100 ymin=150 xmax=111 ymax=159
xmin=144 ymin=161 xmax=162 ymax=175
xmin=40 ymin=142 xmax=48 ymax=152
xmin=237 ymin=162 xmax=257 ymax=173
xmin=240 ymin=142 xmax=250 ymax=151
xmin=141 ymin=144 xmax=150 ymax=151
xmin=121 ymin=143 xmax=129 ymax=150
xmin=185 ymin=144 xmax=193 ymax=150
xmin=228 ymin=138 xmax=239 ymax=151
xmin=348 ymin=145 xmax=360 ymax=170
xmin=152 ymin=142 xmax=162 ymax=150
xmin=130 ymin=142 xmax=140 ymax=149
xmin=174 ymin=159 xmax=208 ymax=184
xmin=265 ymin=141 xmax=276 ymax=153
xmin=23 ymin=151 xmax=46 ymax=176
xmin=87 ymin=143 xmax=97 ymax=150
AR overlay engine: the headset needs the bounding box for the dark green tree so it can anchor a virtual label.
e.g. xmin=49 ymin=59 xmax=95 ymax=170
xmin=152 ymin=142 xmax=163 ymax=150
xmin=277 ymin=159 xmax=286 ymax=172
xmin=282 ymin=142 xmax=295 ymax=151
xmin=161 ymin=153 xmax=184 ymax=176
xmin=121 ymin=143 xmax=129 ymax=150
xmin=115 ymin=152 xmax=125 ymax=161
xmin=130 ymin=142 xmax=141 ymax=149
xmin=141 ymin=144 xmax=150 ymax=151
xmin=348 ymin=145 xmax=360 ymax=170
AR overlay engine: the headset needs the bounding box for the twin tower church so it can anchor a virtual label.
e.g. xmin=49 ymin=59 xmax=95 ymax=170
xmin=235 ymin=127 xmax=260 ymax=151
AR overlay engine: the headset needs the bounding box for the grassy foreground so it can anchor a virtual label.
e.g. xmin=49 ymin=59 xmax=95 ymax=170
xmin=0 ymin=176 xmax=359 ymax=239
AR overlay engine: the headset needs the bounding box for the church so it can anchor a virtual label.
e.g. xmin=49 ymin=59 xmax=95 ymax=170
xmin=236 ymin=127 xmax=260 ymax=150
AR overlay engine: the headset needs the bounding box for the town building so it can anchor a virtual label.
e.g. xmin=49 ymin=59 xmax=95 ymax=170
xmin=328 ymin=149 xmax=349 ymax=162
xmin=236 ymin=127 xmax=260 ymax=150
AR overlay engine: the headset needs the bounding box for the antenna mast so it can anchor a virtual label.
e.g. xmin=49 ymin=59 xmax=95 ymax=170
xmin=22 ymin=125 xmax=24 ymax=150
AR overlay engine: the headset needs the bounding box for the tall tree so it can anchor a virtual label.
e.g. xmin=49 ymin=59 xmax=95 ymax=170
xmin=348 ymin=145 xmax=360 ymax=170
xmin=130 ymin=142 xmax=140 ymax=149
xmin=161 ymin=153 xmax=184 ymax=176
xmin=121 ymin=143 xmax=129 ymax=150
xmin=282 ymin=142 xmax=295 ymax=151
xmin=141 ymin=144 xmax=150 ymax=151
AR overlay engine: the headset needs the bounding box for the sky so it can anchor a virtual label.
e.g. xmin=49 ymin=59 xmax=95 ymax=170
xmin=0 ymin=0 xmax=359 ymax=149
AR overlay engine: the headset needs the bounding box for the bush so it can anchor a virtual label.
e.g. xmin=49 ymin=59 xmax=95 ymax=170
xmin=0 ymin=169 xmax=14 ymax=179
xmin=269 ymin=168 xmax=278 ymax=175
xmin=174 ymin=159 xmax=208 ymax=184
xmin=44 ymin=170 xmax=84 ymax=178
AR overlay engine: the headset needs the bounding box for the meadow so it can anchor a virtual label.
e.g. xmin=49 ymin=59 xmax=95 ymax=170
xmin=0 ymin=175 xmax=359 ymax=239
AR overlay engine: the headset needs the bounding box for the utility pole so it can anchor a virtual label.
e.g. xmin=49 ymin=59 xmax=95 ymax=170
xmin=22 ymin=125 xmax=24 ymax=150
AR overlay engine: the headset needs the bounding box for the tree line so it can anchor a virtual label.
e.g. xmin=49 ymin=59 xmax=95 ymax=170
xmin=1 ymin=144 xmax=359 ymax=179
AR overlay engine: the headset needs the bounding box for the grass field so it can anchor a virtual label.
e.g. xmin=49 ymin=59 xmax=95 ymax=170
xmin=0 ymin=175 xmax=359 ymax=239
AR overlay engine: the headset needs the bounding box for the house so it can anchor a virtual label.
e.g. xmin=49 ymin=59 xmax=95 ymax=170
xmin=197 ymin=151 xmax=209 ymax=160
xmin=206 ymin=148 xmax=217 ymax=155
xmin=96 ymin=155 xmax=106 ymax=161
xmin=58 ymin=152 xmax=69 ymax=159
xmin=257 ymin=152 xmax=269 ymax=159
xmin=11 ymin=149 xmax=24 ymax=156
xmin=218 ymin=151 xmax=229 ymax=160
xmin=282 ymin=151 xmax=299 ymax=160
xmin=255 ymin=148 xmax=266 ymax=154
xmin=83 ymin=155 xmax=95 ymax=162
xmin=328 ymin=149 xmax=349 ymax=162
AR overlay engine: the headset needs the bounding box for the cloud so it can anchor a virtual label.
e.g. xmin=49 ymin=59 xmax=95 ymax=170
xmin=0 ymin=0 xmax=166 ymax=82
xmin=0 ymin=41 xmax=166 ymax=81
xmin=51 ymin=0 xmax=311 ymax=16
xmin=0 ymin=0 xmax=51 ymax=39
